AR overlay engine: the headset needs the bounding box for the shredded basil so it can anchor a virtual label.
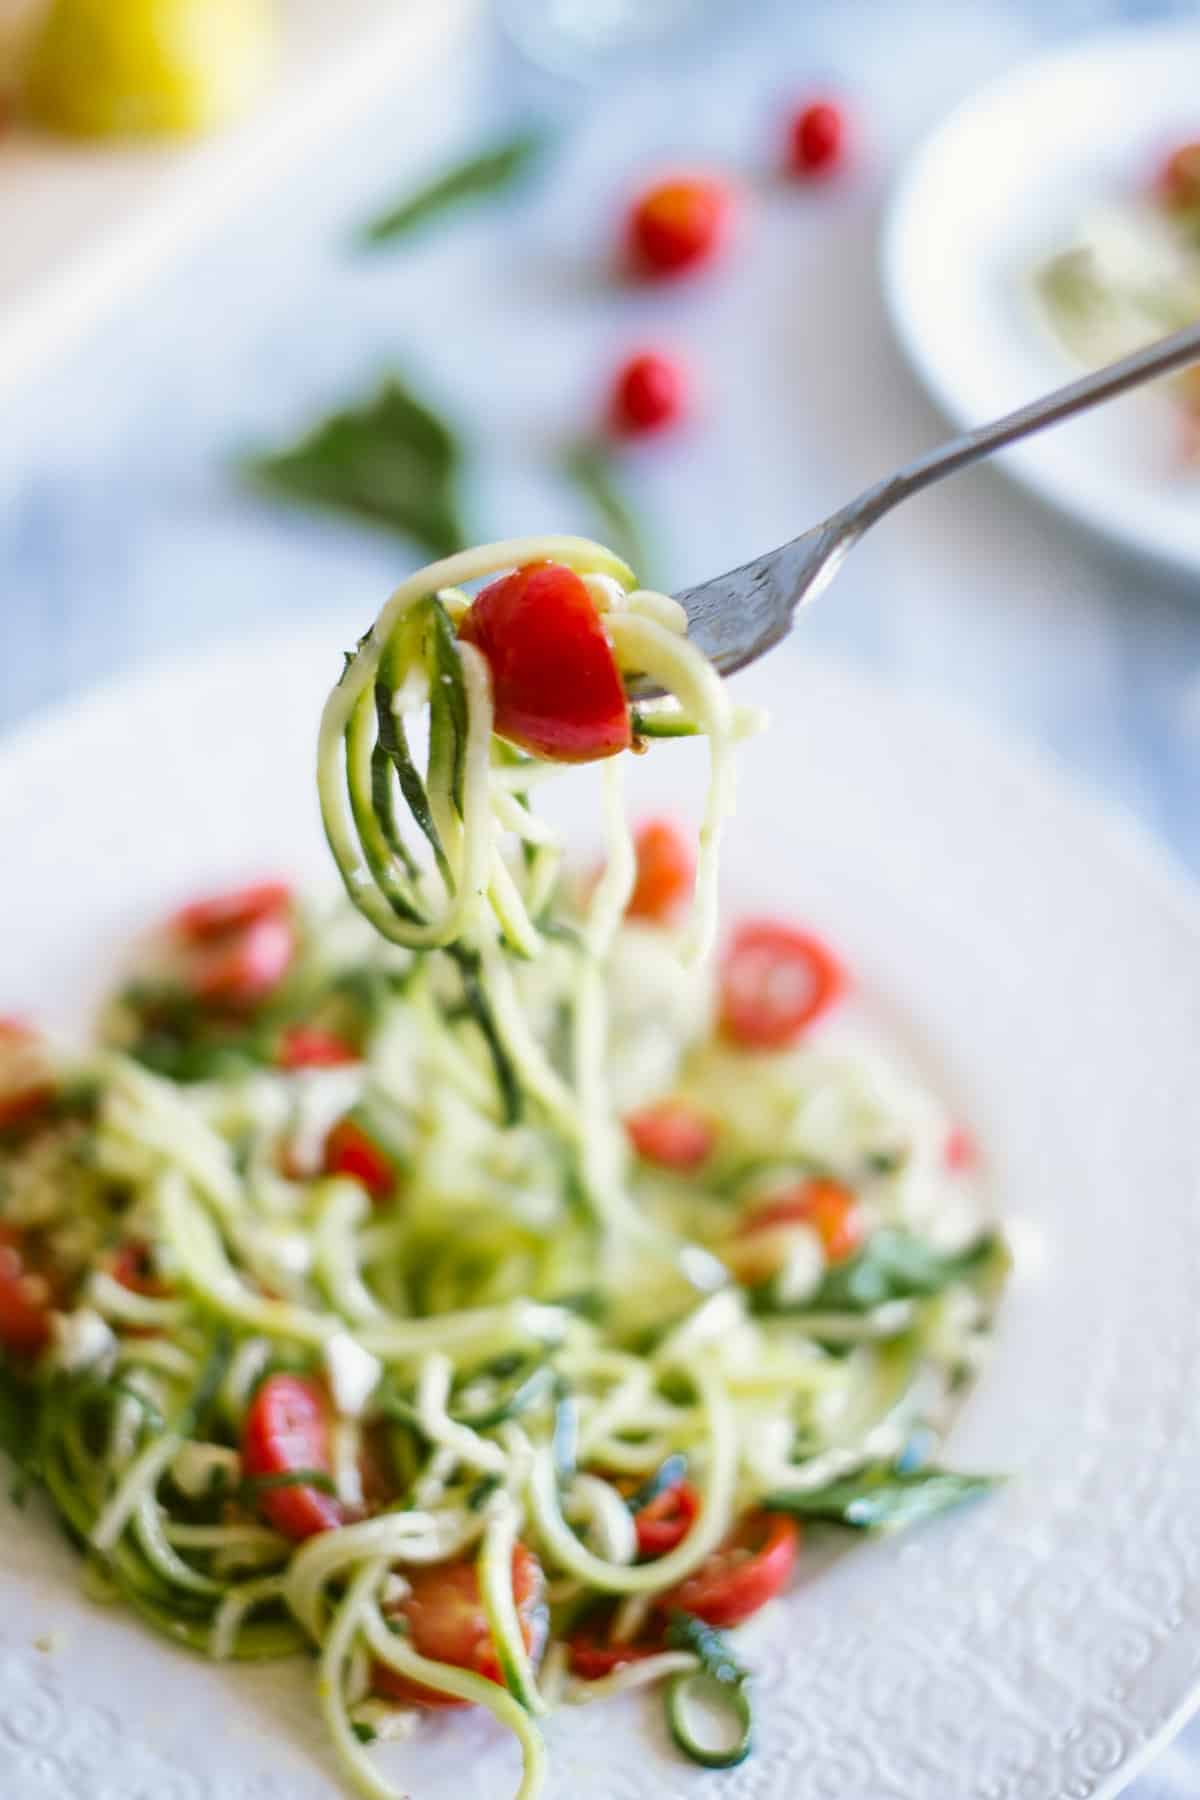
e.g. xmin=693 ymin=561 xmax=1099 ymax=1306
xmin=359 ymin=128 xmax=550 ymax=246
xmin=761 ymin=1463 xmax=999 ymax=1532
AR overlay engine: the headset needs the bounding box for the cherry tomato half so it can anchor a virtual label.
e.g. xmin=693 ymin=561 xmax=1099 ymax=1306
xmin=566 ymin=1621 xmax=664 ymax=1681
xmin=0 ymin=1229 xmax=55 ymax=1358
xmin=373 ymin=1544 xmax=546 ymax=1709
xmin=324 ymin=1117 xmax=394 ymax=1201
xmin=459 ymin=562 xmax=631 ymax=764
xmin=719 ymin=920 xmax=845 ymax=1049
xmin=0 ymin=1018 xmax=55 ymax=1132
xmin=276 ymin=1026 xmax=359 ymax=1071
xmin=171 ymin=881 xmax=293 ymax=942
xmin=740 ymin=1178 xmax=864 ymax=1264
xmin=625 ymin=1099 xmax=717 ymax=1171
xmin=241 ymin=1374 xmax=344 ymax=1541
xmin=188 ymin=912 xmax=296 ymax=1010
xmin=627 ymin=818 xmax=695 ymax=923
xmin=663 ymin=1511 xmax=799 ymax=1628
xmin=626 ymin=174 xmax=732 ymax=279
xmin=610 ymin=351 xmax=688 ymax=437
xmin=634 ymin=1477 xmax=701 ymax=1557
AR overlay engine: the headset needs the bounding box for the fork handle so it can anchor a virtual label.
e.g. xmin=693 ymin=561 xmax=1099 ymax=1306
xmin=844 ymin=318 xmax=1200 ymax=530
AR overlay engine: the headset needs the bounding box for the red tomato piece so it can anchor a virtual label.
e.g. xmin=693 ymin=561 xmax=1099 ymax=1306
xmin=787 ymin=98 xmax=849 ymax=178
xmin=172 ymin=881 xmax=292 ymax=942
xmin=241 ymin=1374 xmax=344 ymax=1541
xmin=944 ymin=1125 xmax=978 ymax=1172
xmin=111 ymin=1240 xmax=171 ymax=1298
xmin=1158 ymin=140 xmax=1200 ymax=212
xmin=459 ymin=562 xmax=631 ymax=763
xmin=567 ymin=1624 xmax=664 ymax=1680
xmin=0 ymin=1229 xmax=55 ymax=1358
xmin=0 ymin=1018 xmax=55 ymax=1132
xmin=373 ymin=1544 xmax=545 ymax=1709
xmin=719 ymin=920 xmax=845 ymax=1049
xmin=635 ymin=1477 xmax=700 ymax=1557
xmin=740 ymin=1178 xmax=864 ymax=1264
xmin=627 ymin=174 xmax=732 ymax=279
xmin=610 ymin=351 xmax=688 ymax=437
xmin=276 ymin=1026 xmax=359 ymax=1071
xmin=627 ymin=818 xmax=695 ymax=923
xmin=189 ymin=912 xmax=295 ymax=1009
xmin=324 ymin=1117 xmax=394 ymax=1200
xmin=625 ymin=1099 xmax=717 ymax=1171
xmin=663 ymin=1511 xmax=799 ymax=1628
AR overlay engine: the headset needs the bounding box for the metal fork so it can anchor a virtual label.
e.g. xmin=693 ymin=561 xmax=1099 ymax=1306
xmin=654 ymin=320 xmax=1200 ymax=690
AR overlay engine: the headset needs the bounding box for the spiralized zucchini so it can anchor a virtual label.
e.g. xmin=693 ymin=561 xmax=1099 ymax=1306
xmin=0 ymin=539 xmax=1004 ymax=1800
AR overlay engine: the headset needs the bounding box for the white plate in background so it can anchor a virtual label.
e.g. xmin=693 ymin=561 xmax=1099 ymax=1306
xmin=0 ymin=0 xmax=476 ymax=400
xmin=0 ymin=631 xmax=1199 ymax=1797
xmin=883 ymin=21 xmax=1200 ymax=577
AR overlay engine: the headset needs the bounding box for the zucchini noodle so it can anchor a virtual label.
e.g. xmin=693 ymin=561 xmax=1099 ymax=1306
xmin=0 ymin=535 xmax=1004 ymax=1800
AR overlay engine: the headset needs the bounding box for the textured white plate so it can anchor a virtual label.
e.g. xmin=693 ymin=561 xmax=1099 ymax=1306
xmin=1 ymin=631 xmax=1199 ymax=1800
xmin=882 ymin=21 xmax=1200 ymax=577
xmin=0 ymin=0 xmax=476 ymax=401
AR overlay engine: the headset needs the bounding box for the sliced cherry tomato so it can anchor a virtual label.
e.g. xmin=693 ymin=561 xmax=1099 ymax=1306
xmin=663 ymin=1511 xmax=799 ymax=1628
xmin=240 ymin=1374 xmax=344 ymax=1541
xmin=719 ymin=920 xmax=845 ymax=1049
xmin=188 ymin=912 xmax=295 ymax=1010
xmin=111 ymin=1240 xmax=171 ymax=1298
xmin=610 ymin=351 xmax=688 ymax=437
xmin=324 ymin=1117 xmax=394 ymax=1201
xmin=944 ymin=1125 xmax=978 ymax=1172
xmin=634 ymin=1477 xmax=700 ymax=1557
xmin=567 ymin=1622 xmax=664 ymax=1680
xmin=0 ymin=1019 xmax=55 ymax=1132
xmin=373 ymin=1544 xmax=545 ymax=1709
xmin=459 ymin=562 xmax=631 ymax=764
xmin=740 ymin=1178 xmax=864 ymax=1264
xmin=0 ymin=1229 xmax=55 ymax=1358
xmin=627 ymin=818 xmax=695 ymax=923
xmin=625 ymin=1099 xmax=717 ymax=1171
xmin=276 ymin=1026 xmax=359 ymax=1070
xmin=1158 ymin=140 xmax=1200 ymax=212
xmin=787 ymin=98 xmax=850 ymax=178
xmin=171 ymin=881 xmax=292 ymax=942
xmin=627 ymin=174 xmax=732 ymax=279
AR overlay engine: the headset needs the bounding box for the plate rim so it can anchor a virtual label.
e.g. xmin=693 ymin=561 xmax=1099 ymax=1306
xmin=880 ymin=16 xmax=1200 ymax=581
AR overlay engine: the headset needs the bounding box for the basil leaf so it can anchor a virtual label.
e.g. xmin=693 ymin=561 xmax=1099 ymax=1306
xmin=665 ymin=1611 xmax=749 ymax=1688
xmin=0 ymin=1357 xmax=41 ymax=1485
xmin=803 ymin=1229 xmax=1003 ymax=1314
xmin=561 ymin=439 xmax=651 ymax=580
xmin=359 ymin=128 xmax=550 ymax=246
xmin=762 ymin=1464 xmax=999 ymax=1532
xmin=242 ymin=375 xmax=467 ymax=561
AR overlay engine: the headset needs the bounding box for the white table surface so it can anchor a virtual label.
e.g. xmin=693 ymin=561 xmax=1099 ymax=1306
xmin=1 ymin=2 xmax=1199 ymax=1794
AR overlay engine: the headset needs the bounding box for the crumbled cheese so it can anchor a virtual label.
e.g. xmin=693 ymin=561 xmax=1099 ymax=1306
xmin=171 ymin=1443 xmax=241 ymax=1499
xmin=350 ymin=1699 xmax=421 ymax=1743
xmin=50 ymin=1307 xmax=116 ymax=1375
xmin=773 ymin=1225 xmax=825 ymax=1305
xmin=323 ymin=1332 xmax=381 ymax=1418
xmin=379 ymin=1572 xmax=413 ymax=1610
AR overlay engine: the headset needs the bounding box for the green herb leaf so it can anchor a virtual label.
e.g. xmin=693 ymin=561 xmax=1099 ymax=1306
xmin=238 ymin=1468 xmax=339 ymax=1502
xmin=761 ymin=1463 xmax=999 ymax=1532
xmin=627 ymin=1453 xmax=688 ymax=1515
xmin=243 ymin=376 xmax=467 ymax=561
xmin=665 ymin=1611 xmax=749 ymax=1688
xmin=359 ymin=128 xmax=550 ymax=246
xmin=0 ymin=1358 xmax=41 ymax=1482
xmin=801 ymin=1229 xmax=1003 ymax=1315
xmin=351 ymin=1721 xmax=378 ymax=1745
xmin=562 ymin=439 xmax=651 ymax=580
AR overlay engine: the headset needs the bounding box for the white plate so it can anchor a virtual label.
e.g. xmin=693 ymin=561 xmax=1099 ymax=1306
xmin=1 ymin=632 xmax=1199 ymax=1800
xmin=0 ymin=0 xmax=476 ymax=401
xmin=883 ymin=21 xmax=1200 ymax=577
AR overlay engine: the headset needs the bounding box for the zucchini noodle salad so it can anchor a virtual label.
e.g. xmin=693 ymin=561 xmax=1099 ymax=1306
xmin=0 ymin=538 xmax=1005 ymax=1797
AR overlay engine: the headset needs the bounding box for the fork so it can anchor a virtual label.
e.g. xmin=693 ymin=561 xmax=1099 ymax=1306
xmin=655 ymin=319 xmax=1200 ymax=688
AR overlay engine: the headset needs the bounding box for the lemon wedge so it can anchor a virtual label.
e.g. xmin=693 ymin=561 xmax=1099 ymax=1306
xmin=25 ymin=0 xmax=277 ymax=139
